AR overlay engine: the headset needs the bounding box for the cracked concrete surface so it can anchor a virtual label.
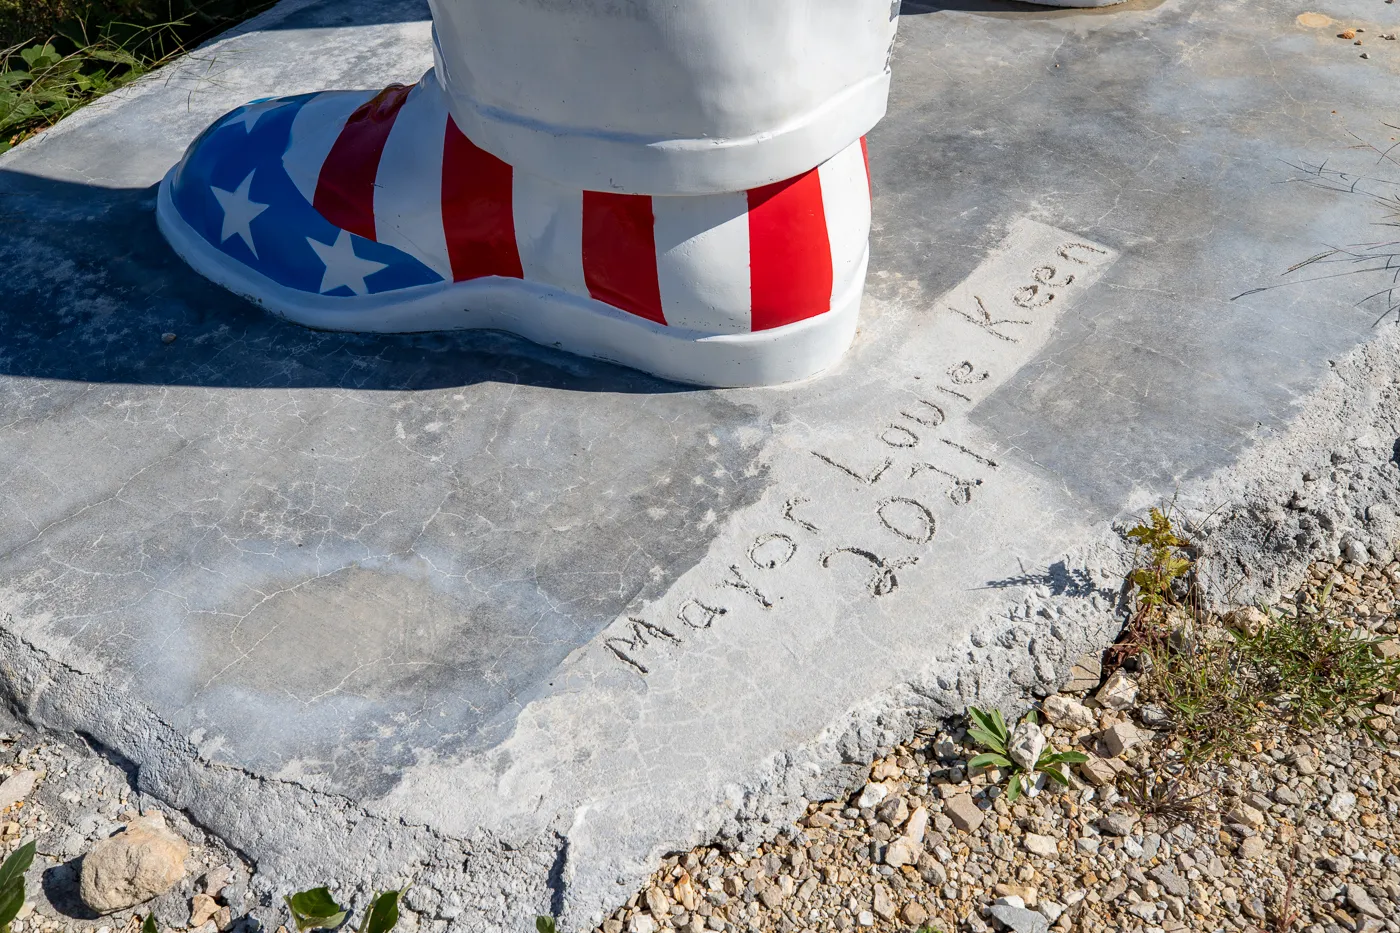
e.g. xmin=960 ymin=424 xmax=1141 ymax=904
xmin=3 ymin=0 xmax=1400 ymax=929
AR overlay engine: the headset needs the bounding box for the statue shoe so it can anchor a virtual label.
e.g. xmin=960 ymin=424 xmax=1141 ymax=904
xmin=158 ymin=70 xmax=873 ymax=387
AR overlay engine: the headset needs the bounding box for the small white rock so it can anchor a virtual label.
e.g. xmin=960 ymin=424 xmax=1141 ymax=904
xmin=1023 ymin=833 xmax=1057 ymax=858
xmin=1042 ymin=695 xmax=1096 ymax=730
xmin=1327 ymin=791 xmax=1358 ymax=821
xmin=856 ymin=783 xmax=889 ymax=809
xmin=856 ymin=910 xmax=875 ymax=927
xmin=903 ymin=806 xmax=929 ymax=844
xmin=1102 ymin=721 xmax=1142 ymax=758
xmin=1095 ymin=670 xmax=1139 ymax=710
xmin=1007 ymin=721 xmax=1046 ymax=771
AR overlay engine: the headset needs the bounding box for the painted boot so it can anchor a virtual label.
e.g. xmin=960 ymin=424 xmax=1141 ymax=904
xmin=157 ymin=72 xmax=873 ymax=387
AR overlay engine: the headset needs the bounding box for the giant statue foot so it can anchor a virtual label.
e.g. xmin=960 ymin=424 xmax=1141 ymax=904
xmin=158 ymin=72 xmax=874 ymax=388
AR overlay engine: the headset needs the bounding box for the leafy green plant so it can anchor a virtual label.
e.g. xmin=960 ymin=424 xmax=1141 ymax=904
xmin=965 ymin=707 xmax=1088 ymax=802
xmin=1126 ymin=507 xmax=1192 ymax=613
xmin=536 ymin=918 xmax=558 ymax=933
xmin=142 ymin=916 xmax=159 ymax=933
xmin=0 ymin=841 xmax=36 ymax=933
xmin=1 ymin=31 xmax=156 ymax=151
xmin=1138 ymin=574 xmax=1400 ymax=765
xmin=285 ymin=886 xmax=403 ymax=933
xmin=285 ymin=888 xmax=350 ymax=932
xmin=0 ymin=0 xmax=279 ymax=150
xmin=356 ymin=890 xmax=401 ymax=933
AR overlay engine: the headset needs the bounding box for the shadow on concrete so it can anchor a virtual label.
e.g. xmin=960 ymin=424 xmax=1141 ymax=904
xmin=0 ymin=169 xmax=690 ymax=394
xmin=982 ymin=560 xmax=1103 ymax=598
xmin=40 ymin=858 xmax=98 ymax=922
xmin=252 ymin=0 xmax=430 ymax=31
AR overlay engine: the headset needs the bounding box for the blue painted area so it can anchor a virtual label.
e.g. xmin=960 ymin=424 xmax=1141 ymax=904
xmin=170 ymin=95 xmax=443 ymax=297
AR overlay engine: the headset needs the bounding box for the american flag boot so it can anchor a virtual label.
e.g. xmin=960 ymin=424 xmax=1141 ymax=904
xmin=157 ymin=71 xmax=873 ymax=387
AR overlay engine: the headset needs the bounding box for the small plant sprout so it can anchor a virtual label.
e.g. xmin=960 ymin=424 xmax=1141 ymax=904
xmin=357 ymin=890 xmax=402 ymax=933
xmin=965 ymin=707 xmax=1088 ymax=802
xmin=0 ymin=840 xmax=35 ymax=933
xmin=286 ymin=888 xmax=350 ymax=932
xmin=1125 ymin=507 xmax=1192 ymax=615
xmin=142 ymin=917 xmax=159 ymax=933
xmin=1116 ymin=771 xmax=1206 ymax=828
xmin=536 ymin=917 xmax=558 ymax=933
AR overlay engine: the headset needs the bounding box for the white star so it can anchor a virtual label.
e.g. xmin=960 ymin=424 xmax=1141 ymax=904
xmin=210 ymin=171 xmax=269 ymax=258
xmin=307 ymin=230 xmax=388 ymax=296
xmin=228 ymin=98 xmax=289 ymax=133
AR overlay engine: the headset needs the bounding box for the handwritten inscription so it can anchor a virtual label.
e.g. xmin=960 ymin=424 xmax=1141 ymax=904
xmin=601 ymin=220 xmax=1116 ymax=676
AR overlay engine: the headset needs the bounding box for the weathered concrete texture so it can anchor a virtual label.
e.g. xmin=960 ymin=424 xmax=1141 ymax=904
xmin=3 ymin=0 xmax=1400 ymax=929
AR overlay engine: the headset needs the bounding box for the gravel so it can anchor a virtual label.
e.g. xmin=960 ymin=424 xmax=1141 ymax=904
xmin=592 ymin=557 xmax=1400 ymax=933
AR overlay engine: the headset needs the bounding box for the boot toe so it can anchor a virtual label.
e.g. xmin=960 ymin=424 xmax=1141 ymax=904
xmin=163 ymin=91 xmax=445 ymax=302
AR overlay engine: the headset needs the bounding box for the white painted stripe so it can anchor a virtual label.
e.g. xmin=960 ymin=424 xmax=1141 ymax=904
xmin=817 ymin=140 xmax=871 ymax=308
xmin=373 ymin=81 xmax=453 ymax=280
xmin=512 ymin=174 xmax=588 ymax=298
xmin=651 ymin=191 xmax=752 ymax=334
xmin=283 ymin=91 xmax=371 ymax=204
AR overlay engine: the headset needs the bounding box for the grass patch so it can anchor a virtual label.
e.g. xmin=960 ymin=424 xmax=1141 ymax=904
xmin=0 ymin=0 xmax=274 ymax=151
xmin=1121 ymin=509 xmax=1400 ymax=764
xmin=1238 ymin=585 xmax=1400 ymax=730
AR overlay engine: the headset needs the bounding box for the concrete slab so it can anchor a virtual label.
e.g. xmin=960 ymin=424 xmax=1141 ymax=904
xmin=3 ymin=0 xmax=1400 ymax=928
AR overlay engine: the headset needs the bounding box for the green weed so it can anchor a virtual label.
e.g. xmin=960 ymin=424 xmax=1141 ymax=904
xmin=964 ymin=706 xmax=1087 ymax=802
xmin=0 ymin=34 xmax=154 ymax=152
xmin=285 ymin=886 xmax=403 ymax=933
xmin=286 ymin=888 xmax=351 ymax=933
xmin=1126 ymin=506 xmax=1192 ymax=615
xmin=1140 ymin=626 xmax=1260 ymax=763
xmin=1135 ymin=560 xmax=1400 ymax=762
xmin=0 ymin=0 xmax=274 ymax=151
xmin=1236 ymin=584 xmax=1400 ymax=730
xmin=1116 ymin=770 xmax=1206 ymax=828
xmin=0 ymin=840 xmax=35 ymax=933
xmin=536 ymin=918 xmax=558 ymax=933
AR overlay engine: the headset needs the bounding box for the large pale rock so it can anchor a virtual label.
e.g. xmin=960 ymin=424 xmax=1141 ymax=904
xmin=80 ymin=814 xmax=190 ymax=914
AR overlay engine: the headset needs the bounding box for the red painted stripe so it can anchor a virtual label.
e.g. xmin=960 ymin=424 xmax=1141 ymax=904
xmin=582 ymin=192 xmax=666 ymax=325
xmin=442 ymin=119 xmax=524 ymax=282
xmin=314 ymin=84 xmax=412 ymax=241
xmin=747 ymin=167 xmax=833 ymax=331
xmin=859 ymin=137 xmax=871 ymax=196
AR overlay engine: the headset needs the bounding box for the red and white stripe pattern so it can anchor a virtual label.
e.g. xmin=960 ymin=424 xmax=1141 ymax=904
xmin=283 ymin=74 xmax=872 ymax=334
